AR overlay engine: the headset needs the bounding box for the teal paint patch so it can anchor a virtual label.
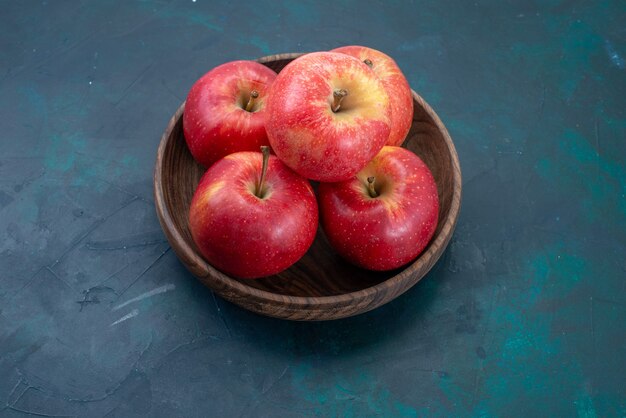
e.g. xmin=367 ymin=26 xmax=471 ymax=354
xmin=604 ymin=39 xmax=625 ymax=69
xmin=558 ymin=21 xmax=602 ymax=100
xmin=587 ymin=392 xmax=626 ymax=417
xmin=473 ymin=290 xmax=583 ymax=417
xmin=120 ymin=154 xmax=138 ymax=169
xmin=535 ymin=157 xmax=552 ymax=178
xmin=525 ymin=242 xmax=587 ymax=303
xmin=44 ymin=130 xmax=129 ymax=191
xmin=535 ymin=129 xmax=626 ymax=222
xmin=393 ymin=400 xmax=419 ymax=418
xmin=435 ymin=234 xmax=625 ymax=416
xmin=71 ymin=153 xmax=130 ymax=191
xmin=446 ymin=118 xmax=485 ymax=147
xmin=538 ymin=0 xmax=566 ymax=7
xmin=246 ymin=36 xmax=272 ymax=55
xmin=509 ymin=20 xmax=603 ymax=101
xmin=435 ymin=240 xmax=599 ymax=416
xmin=20 ymin=199 xmax=40 ymax=224
xmin=155 ymin=7 xmax=223 ymax=32
xmin=290 ymin=362 xmax=418 ymax=417
xmin=22 ymin=86 xmax=47 ymax=123
xmin=284 ymin=1 xmax=320 ymax=24
xmin=45 ymin=133 xmax=86 ymax=172
xmin=575 ymin=391 xmax=598 ymax=418
xmin=22 ymin=87 xmax=102 ymax=184
xmin=411 ymin=75 xmax=442 ymax=106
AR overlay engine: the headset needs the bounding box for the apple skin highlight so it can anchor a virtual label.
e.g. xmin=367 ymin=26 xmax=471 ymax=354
xmin=318 ymin=146 xmax=439 ymax=271
xmin=189 ymin=151 xmax=318 ymax=279
xmin=265 ymin=52 xmax=392 ymax=182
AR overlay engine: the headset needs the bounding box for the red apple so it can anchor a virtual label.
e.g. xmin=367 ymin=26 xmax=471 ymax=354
xmin=332 ymin=46 xmax=413 ymax=146
xmin=183 ymin=61 xmax=277 ymax=167
xmin=318 ymin=146 xmax=439 ymax=271
xmin=265 ymin=52 xmax=392 ymax=182
xmin=189 ymin=147 xmax=318 ymax=279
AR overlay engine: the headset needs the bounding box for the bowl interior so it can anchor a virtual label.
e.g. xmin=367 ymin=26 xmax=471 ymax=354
xmin=158 ymin=57 xmax=456 ymax=298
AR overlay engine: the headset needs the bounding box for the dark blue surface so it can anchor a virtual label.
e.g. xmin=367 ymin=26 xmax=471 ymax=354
xmin=1 ymin=1 xmax=625 ymax=416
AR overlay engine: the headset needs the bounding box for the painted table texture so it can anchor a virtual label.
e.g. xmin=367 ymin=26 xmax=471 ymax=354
xmin=1 ymin=1 xmax=624 ymax=417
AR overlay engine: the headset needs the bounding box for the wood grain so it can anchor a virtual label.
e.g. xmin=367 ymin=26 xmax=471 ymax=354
xmin=153 ymin=53 xmax=462 ymax=321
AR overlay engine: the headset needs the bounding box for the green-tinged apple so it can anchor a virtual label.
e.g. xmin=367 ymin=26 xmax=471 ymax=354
xmin=318 ymin=146 xmax=439 ymax=271
xmin=189 ymin=147 xmax=318 ymax=279
xmin=265 ymin=52 xmax=392 ymax=182
xmin=333 ymin=45 xmax=413 ymax=146
xmin=183 ymin=61 xmax=277 ymax=167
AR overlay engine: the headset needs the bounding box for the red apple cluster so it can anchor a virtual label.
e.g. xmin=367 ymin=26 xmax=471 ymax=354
xmin=185 ymin=46 xmax=439 ymax=279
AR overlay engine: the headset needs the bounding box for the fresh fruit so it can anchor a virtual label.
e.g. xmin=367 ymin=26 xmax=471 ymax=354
xmin=189 ymin=147 xmax=318 ymax=279
xmin=183 ymin=61 xmax=277 ymax=167
xmin=265 ymin=52 xmax=392 ymax=182
xmin=318 ymin=146 xmax=439 ymax=271
xmin=332 ymin=45 xmax=413 ymax=146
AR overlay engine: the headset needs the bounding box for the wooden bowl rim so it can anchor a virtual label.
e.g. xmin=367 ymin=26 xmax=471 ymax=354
xmin=154 ymin=52 xmax=462 ymax=309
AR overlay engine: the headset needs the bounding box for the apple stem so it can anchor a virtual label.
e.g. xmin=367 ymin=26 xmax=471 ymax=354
xmin=256 ymin=146 xmax=270 ymax=198
xmin=245 ymin=90 xmax=259 ymax=112
xmin=367 ymin=176 xmax=378 ymax=198
xmin=332 ymin=89 xmax=348 ymax=112
xmin=364 ymin=58 xmax=373 ymax=68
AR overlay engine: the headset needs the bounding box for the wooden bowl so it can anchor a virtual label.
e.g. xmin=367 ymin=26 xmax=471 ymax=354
xmin=154 ymin=53 xmax=462 ymax=321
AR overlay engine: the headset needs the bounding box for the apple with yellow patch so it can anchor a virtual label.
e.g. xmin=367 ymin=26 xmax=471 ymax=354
xmin=332 ymin=46 xmax=413 ymax=146
xmin=265 ymin=52 xmax=392 ymax=182
xmin=189 ymin=147 xmax=318 ymax=279
xmin=318 ymin=146 xmax=439 ymax=271
xmin=183 ymin=61 xmax=277 ymax=167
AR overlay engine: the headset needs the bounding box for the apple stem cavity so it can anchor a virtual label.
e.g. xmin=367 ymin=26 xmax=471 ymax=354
xmin=367 ymin=176 xmax=379 ymax=198
xmin=364 ymin=58 xmax=373 ymax=68
xmin=245 ymin=90 xmax=259 ymax=112
xmin=332 ymin=89 xmax=348 ymax=112
xmin=256 ymin=145 xmax=270 ymax=198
